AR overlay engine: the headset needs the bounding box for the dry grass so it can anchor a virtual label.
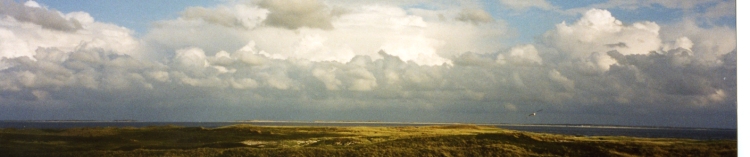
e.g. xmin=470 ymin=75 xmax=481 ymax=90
xmin=0 ymin=124 xmax=736 ymax=157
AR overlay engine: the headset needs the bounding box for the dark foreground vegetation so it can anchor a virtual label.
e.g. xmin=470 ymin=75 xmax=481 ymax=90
xmin=0 ymin=124 xmax=736 ymax=157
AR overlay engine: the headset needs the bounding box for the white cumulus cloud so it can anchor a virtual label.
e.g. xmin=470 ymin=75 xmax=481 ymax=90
xmin=542 ymin=9 xmax=661 ymax=70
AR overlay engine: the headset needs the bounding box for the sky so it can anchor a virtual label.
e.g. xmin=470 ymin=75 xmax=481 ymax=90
xmin=0 ymin=0 xmax=738 ymax=128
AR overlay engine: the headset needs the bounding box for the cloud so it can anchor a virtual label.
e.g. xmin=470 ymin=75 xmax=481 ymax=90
xmin=0 ymin=2 xmax=736 ymax=128
xmin=455 ymin=8 xmax=494 ymax=25
xmin=702 ymin=0 xmax=735 ymax=18
xmin=0 ymin=1 xmax=139 ymax=61
xmin=145 ymin=3 xmax=508 ymax=66
xmin=258 ymin=0 xmax=336 ymax=30
xmin=649 ymin=0 xmax=716 ymax=9
xmin=604 ymin=49 xmax=735 ymax=106
xmin=182 ymin=7 xmax=242 ymax=28
xmin=0 ymin=0 xmax=81 ymax=32
xmin=580 ymin=0 xmax=716 ymax=11
xmin=499 ymin=0 xmax=555 ymax=11
xmin=541 ymin=9 xmax=661 ymax=70
xmin=172 ymin=47 xmax=210 ymax=76
xmin=548 ymin=69 xmax=574 ymax=91
xmin=504 ymin=103 xmax=518 ymax=111
xmin=0 ymin=47 xmax=158 ymax=92
xmin=181 ymin=4 xmax=268 ymax=29
xmin=661 ymin=37 xmax=693 ymax=52
xmin=0 ymin=39 xmax=736 ymax=127
xmin=345 ymin=66 xmax=378 ymax=91
xmin=312 ymin=67 xmax=342 ymax=90
xmin=22 ymin=0 xmax=41 ymax=8
xmin=659 ymin=19 xmax=736 ymax=65
xmin=496 ymin=44 xmax=543 ymax=65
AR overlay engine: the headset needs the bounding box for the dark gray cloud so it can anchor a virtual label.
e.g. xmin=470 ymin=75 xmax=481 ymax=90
xmin=0 ymin=0 xmax=81 ymax=32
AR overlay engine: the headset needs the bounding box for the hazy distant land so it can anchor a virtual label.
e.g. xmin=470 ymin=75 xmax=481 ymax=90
xmin=0 ymin=124 xmax=736 ymax=156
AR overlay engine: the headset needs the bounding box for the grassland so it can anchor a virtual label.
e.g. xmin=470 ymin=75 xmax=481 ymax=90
xmin=0 ymin=124 xmax=736 ymax=157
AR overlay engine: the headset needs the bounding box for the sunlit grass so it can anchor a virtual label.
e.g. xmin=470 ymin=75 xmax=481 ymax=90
xmin=0 ymin=124 xmax=736 ymax=156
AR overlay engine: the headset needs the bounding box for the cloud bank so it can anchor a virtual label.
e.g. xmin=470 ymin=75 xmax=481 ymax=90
xmin=0 ymin=0 xmax=736 ymax=128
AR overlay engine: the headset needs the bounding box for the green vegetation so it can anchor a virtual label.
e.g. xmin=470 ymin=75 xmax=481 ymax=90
xmin=0 ymin=125 xmax=736 ymax=157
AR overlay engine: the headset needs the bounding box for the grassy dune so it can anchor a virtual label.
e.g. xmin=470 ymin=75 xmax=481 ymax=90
xmin=0 ymin=124 xmax=736 ymax=157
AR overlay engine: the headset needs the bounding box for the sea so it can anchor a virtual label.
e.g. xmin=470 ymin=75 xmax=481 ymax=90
xmin=0 ymin=121 xmax=736 ymax=140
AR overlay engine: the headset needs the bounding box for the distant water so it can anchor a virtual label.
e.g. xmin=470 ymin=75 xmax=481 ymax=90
xmin=0 ymin=121 xmax=736 ymax=140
